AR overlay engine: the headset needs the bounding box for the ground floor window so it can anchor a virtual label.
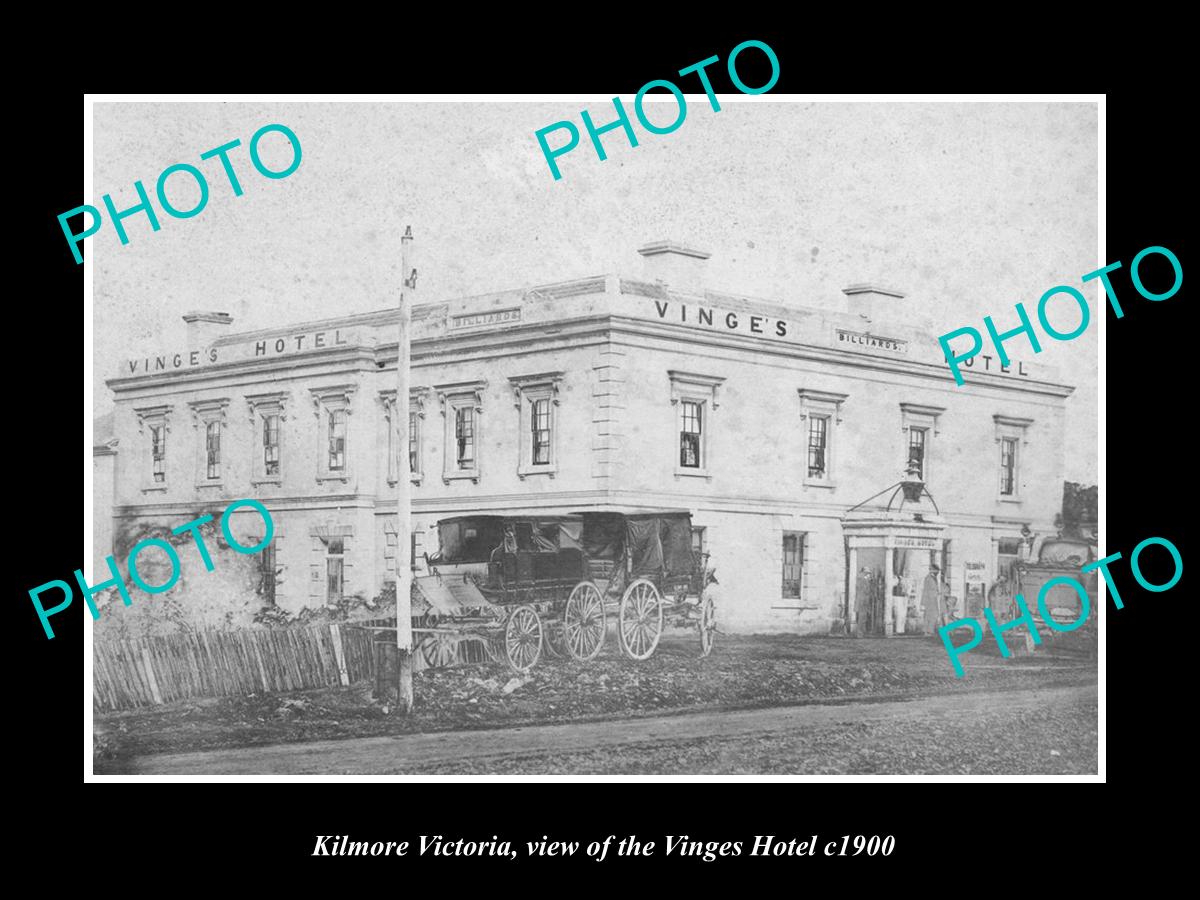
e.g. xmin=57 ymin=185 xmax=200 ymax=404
xmin=259 ymin=542 xmax=277 ymax=605
xmin=782 ymin=531 xmax=805 ymax=599
xmin=326 ymin=537 xmax=344 ymax=603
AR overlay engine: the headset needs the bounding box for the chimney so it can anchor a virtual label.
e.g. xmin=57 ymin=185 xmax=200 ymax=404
xmin=842 ymin=284 xmax=905 ymax=323
xmin=638 ymin=241 xmax=711 ymax=293
xmin=183 ymin=311 xmax=234 ymax=349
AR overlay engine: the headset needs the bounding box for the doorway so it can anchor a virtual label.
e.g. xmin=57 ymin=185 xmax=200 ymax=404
xmin=854 ymin=548 xmax=886 ymax=636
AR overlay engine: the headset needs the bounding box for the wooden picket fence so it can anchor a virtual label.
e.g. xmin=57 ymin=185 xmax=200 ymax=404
xmin=93 ymin=624 xmax=378 ymax=712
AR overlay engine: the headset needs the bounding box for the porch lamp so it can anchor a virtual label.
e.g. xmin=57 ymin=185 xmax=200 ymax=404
xmin=900 ymin=462 xmax=925 ymax=503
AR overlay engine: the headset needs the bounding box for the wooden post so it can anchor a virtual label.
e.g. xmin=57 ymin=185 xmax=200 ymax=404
xmin=396 ymin=226 xmax=416 ymax=713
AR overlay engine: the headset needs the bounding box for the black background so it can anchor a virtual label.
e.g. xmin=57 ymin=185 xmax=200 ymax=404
xmin=14 ymin=26 xmax=1183 ymax=886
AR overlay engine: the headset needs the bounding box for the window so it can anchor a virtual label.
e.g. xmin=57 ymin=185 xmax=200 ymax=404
xmin=309 ymin=385 xmax=356 ymax=482
xmin=797 ymin=389 xmax=847 ymax=488
xmin=509 ymin=372 xmax=563 ymax=478
xmin=135 ymin=405 xmax=173 ymax=492
xmin=691 ymin=527 xmax=706 ymax=560
xmin=328 ymin=409 xmax=347 ymax=471
xmin=263 ymin=415 xmax=280 ymax=476
xmin=436 ymin=381 xmax=487 ymax=484
xmin=246 ymin=392 xmax=289 ymax=484
xmin=326 ymin=537 xmax=344 ymax=603
xmin=680 ymin=401 xmax=702 ymax=468
xmin=151 ymin=425 xmax=166 ymax=483
xmin=669 ymin=371 xmax=724 ymax=479
xmin=455 ymin=406 xmax=474 ymax=468
xmin=259 ymin=542 xmax=277 ymax=605
xmin=908 ymin=427 xmax=927 ymax=479
xmin=188 ymin=398 xmax=229 ymax=488
xmin=205 ymin=421 xmax=221 ymax=479
xmin=531 ymin=399 xmax=551 ymax=465
xmin=899 ymin=403 xmax=944 ymax=484
xmin=782 ymin=532 xmax=805 ymax=599
xmin=409 ymin=411 xmax=419 ymax=472
xmin=999 ymin=437 xmax=1017 ymax=495
xmin=807 ymin=415 xmax=828 ymax=478
xmin=380 ymin=388 xmax=426 ymax=486
xmin=993 ymin=415 xmax=1032 ymax=501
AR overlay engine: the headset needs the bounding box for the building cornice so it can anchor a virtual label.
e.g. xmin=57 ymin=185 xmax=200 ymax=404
xmin=106 ymin=312 xmax=1074 ymax=401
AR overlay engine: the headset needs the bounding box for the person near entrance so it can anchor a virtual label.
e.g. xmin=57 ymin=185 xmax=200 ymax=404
xmin=921 ymin=564 xmax=946 ymax=635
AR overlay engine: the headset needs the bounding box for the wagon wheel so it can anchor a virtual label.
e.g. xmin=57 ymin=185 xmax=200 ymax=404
xmin=419 ymin=631 xmax=458 ymax=668
xmin=563 ymin=581 xmax=606 ymax=661
xmin=697 ymin=595 xmax=716 ymax=658
xmin=618 ymin=578 xmax=664 ymax=661
xmin=504 ymin=605 xmax=543 ymax=673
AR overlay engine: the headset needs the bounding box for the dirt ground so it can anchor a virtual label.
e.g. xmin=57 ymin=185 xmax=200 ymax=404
xmin=93 ymin=633 xmax=1096 ymax=772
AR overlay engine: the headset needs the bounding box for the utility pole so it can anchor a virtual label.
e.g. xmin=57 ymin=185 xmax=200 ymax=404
xmin=396 ymin=225 xmax=415 ymax=713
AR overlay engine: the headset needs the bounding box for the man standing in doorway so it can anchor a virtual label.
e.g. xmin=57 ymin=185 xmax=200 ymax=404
xmin=921 ymin=564 xmax=945 ymax=635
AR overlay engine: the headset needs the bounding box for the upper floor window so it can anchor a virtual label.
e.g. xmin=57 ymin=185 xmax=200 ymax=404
xmin=246 ymin=391 xmax=289 ymax=485
xmin=797 ymin=389 xmax=848 ymax=489
xmin=669 ymin=370 xmax=725 ymax=480
xmin=409 ymin=411 xmax=420 ymax=472
xmin=380 ymin=387 xmax=427 ymax=486
xmin=899 ymin=403 xmax=944 ymax=483
xmin=1000 ymin=437 xmax=1017 ymax=496
xmin=134 ymin=404 xmax=173 ymax=492
xmin=908 ymin=427 xmax=927 ymax=479
xmin=509 ymin=372 xmax=563 ymax=479
xmin=328 ymin=409 xmax=347 ymax=471
xmin=436 ymin=380 xmax=487 ymax=484
xmin=188 ymin=398 xmax=230 ymax=489
xmin=680 ymin=401 xmax=703 ymax=468
xmin=263 ymin=415 xmax=281 ymax=476
xmin=455 ymin=407 xmax=475 ymax=469
xmin=205 ymin=421 xmax=222 ymax=479
xmin=309 ymin=384 xmax=356 ymax=483
xmin=993 ymin=414 xmax=1033 ymax=502
xmin=151 ymin=425 xmax=166 ymax=483
xmin=807 ymin=415 xmax=828 ymax=479
xmin=532 ymin=399 xmax=551 ymax=465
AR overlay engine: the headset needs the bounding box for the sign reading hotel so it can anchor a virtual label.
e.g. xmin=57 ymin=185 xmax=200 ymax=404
xmin=122 ymin=328 xmax=355 ymax=375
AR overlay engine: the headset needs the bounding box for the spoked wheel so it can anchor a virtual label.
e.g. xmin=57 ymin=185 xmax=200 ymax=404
xmin=618 ymin=578 xmax=663 ymax=661
xmin=563 ymin=581 xmax=606 ymax=661
xmin=698 ymin=595 xmax=716 ymax=658
xmin=419 ymin=631 xmax=458 ymax=668
xmin=504 ymin=605 xmax=543 ymax=673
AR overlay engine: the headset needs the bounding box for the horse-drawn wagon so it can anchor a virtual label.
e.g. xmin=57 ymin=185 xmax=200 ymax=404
xmin=413 ymin=510 xmax=716 ymax=672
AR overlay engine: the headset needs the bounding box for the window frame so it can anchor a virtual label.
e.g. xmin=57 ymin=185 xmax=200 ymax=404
xmin=436 ymin=380 xmax=487 ymax=484
xmin=134 ymin=404 xmax=173 ymax=493
xmin=899 ymin=402 xmax=945 ymax=485
xmin=780 ymin=530 xmax=807 ymax=602
xmin=509 ymin=372 xmax=564 ymax=479
xmin=379 ymin=387 xmax=427 ymax=487
xmin=187 ymin=398 xmax=230 ymax=490
xmin=326 ymin=539 xmax=345 ymax=604
xmin=668 ymin=371 xmax=725 ymax=480
xmin=246 ymin=392 xmax=289 ymax=486
xmin=797 ymin=389 xmax=847 ymax=488
xmin=993 ymin=414 xmax=1033 ymax=503
xmin=309 ymin=385 xmax=357 ymax=484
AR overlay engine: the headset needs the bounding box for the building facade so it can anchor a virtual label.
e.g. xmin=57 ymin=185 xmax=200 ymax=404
xmin=99 ymin=241 xmax=1074 ymax=634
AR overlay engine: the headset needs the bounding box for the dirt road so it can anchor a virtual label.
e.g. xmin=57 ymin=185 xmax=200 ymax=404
xmin=117 ymin=684 xmax=1097 ymax=775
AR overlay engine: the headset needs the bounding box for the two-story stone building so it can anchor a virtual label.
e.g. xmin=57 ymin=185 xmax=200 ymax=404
xmin=97 ymin=240 xmax=1074 ymax=634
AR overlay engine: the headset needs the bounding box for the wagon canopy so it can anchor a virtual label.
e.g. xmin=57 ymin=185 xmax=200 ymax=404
xmin=581 ymin=511 xmax=695 ymax=579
